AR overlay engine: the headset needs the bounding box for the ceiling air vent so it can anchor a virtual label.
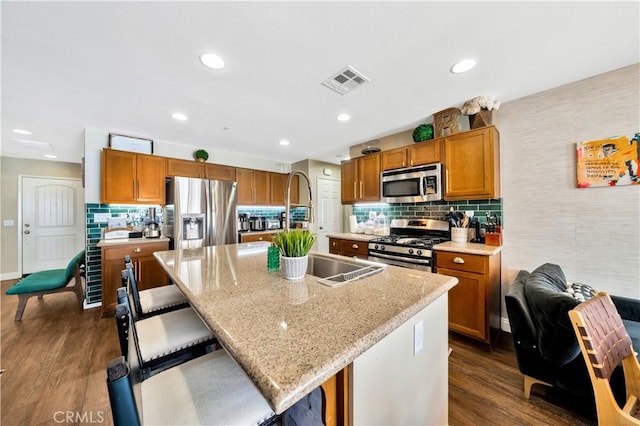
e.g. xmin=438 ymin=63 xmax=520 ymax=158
xmin=322 ymin=65 xmax=370 ymax=95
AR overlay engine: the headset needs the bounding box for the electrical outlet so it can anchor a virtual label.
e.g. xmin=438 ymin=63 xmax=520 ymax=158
xmin=414 ymin=320 xmax=424 ymax=355
xmin=3 ymin=219 xmax=15 ymax=227
xmin=94 ymin=213 xmax=110 ymax=223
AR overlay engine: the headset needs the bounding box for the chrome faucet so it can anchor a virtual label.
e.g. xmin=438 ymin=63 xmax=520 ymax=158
xmin=285 ymin=170 xmax=314 ymax=231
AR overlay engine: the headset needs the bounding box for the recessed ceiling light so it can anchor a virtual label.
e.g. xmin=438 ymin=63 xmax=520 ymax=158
xmin=279 ymin=140 xmax=290 ymax=146
xmin=450 ymin=58 xmax=477 ymax=74
xmin=171 ymin=113 xmax=188 ymax=121
xmin=44 ymin=154 xmax=57 ymax=159
xmin=13 ymin=129 xmax=32 ymax=135
xmin=200 ymin=53 xmax=225 ymax=70
xmin=336 ymin=114 xmax=351 ymax=122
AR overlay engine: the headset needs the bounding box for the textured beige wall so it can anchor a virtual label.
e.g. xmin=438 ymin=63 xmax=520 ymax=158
xmin=500 ymin=64 xmax=640 ymax=299
xmin=0 ymin=157 xmax=81 ymax=277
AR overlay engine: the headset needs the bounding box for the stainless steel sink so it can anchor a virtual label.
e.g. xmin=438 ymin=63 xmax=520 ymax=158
xmin=307 ymin=254 xmax=385 ymax=287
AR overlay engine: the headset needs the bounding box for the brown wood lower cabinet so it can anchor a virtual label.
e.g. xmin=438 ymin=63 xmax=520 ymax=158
xmin=435 ymin=250 xmax=501 ymax=345
xmin=100 ymin=240 xmax=169 ymax=316
xmin=239 ymin=232 xmax=278 ymax=243
xmin=328 ymin=238 xmax=368 ymax=260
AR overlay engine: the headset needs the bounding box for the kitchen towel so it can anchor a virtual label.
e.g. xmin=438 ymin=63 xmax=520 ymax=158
xmin=349 ymin=215 xmax=358 ymax=233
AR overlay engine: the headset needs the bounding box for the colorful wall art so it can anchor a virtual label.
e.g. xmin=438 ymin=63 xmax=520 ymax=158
xmin=576 ymin=133 xmax=639 ymax=188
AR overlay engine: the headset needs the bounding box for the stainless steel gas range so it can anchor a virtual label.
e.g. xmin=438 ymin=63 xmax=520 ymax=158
xmin=368 ymin=219 xmax=450 ymax=272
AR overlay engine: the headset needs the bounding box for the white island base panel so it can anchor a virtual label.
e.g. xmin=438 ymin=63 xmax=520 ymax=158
xmin=352 ymin=293 xmax=448 ymax=425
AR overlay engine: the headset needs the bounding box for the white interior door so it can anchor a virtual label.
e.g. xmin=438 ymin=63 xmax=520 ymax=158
xmin=21 ymin=176 xmax=85 ymax=274
xmin=316 ymin=178 xmax=342 ymax=253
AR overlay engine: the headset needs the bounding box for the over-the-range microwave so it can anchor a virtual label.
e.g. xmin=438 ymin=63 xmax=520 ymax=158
xmin=380 ymin=163 xmax=443 ymax=203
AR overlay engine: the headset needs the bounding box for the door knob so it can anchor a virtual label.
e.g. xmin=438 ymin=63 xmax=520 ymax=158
xmin=24 ymin=223 xmax=30 ymax=227
xmin=24 ymin=230 xmax=30 ymax=234
xmin=319 ymin=226 xmax=324 ymax=230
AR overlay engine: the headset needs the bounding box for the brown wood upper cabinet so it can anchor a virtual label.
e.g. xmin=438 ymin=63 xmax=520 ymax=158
xmin=205 ymin=163 xmax=236 ymax=181
xmin=381 ymin=139 xmax=443 ymax=171
xmin=166 ymin=159 xmax=236 ymax=181
xmin=444 ymin=126 xmax=500 ymax=201
xmin=101 ymin=149 xmax=166 ymax=204
xmin=166 ymin=158 xmax=203 ymax=178
xmin=341 ymin=153 xmax=381 ymax=204
xmin=270 ymin=173 xmax=299 ymax=206
xmin=237 ymin=168 xmax=270 ymax=205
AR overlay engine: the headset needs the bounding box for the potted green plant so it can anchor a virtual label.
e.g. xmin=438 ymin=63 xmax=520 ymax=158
xmin=272 ymin=229 xmax=317 ymax=280
xmin=194 ymin=149 xmax=209 ymax=162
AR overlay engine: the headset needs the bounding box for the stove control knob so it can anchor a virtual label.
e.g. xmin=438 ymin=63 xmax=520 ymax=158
xmin=374 ymin=245 xmax=379 ymax=250
xmin=408 ymin=248 xmax=414 ymax=255
xmin=417 ymin=250 xmax=422 ymax=256
xmin=380 ymin=245 xmax=385 ymax=251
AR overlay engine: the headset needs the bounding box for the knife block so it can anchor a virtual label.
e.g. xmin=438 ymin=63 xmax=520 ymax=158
xmin=485 ymin=232 xmax=502 ymax=246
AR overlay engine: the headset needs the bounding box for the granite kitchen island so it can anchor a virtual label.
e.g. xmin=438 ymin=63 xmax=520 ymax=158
xmin=154 ymin=242 xmax=457 ymax=424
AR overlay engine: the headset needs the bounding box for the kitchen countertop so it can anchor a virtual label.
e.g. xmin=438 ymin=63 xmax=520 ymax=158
xmin=154 ymin=242 xmax=457 ymax=414
xmin=239 ymin=229 xmax=282 ymax=235
xmin=96 ymin=235 xmax=170 ymax=247
xmin=433 ymin=241 xmax=503 ymax=256
xmin=326 ymin=232 xmax=379 ymax=242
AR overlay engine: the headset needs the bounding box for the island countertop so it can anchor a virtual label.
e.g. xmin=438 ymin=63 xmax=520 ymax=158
xmin=153 ymin=242 xmax=457 ymax=414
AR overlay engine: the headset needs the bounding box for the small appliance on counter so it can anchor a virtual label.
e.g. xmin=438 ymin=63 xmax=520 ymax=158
xmin=266 ymin=219 xmax=281 ymax=230
xmin=238 ymin=213 xmax=250 ymax=232
xmin=144 ymin=207 xmax=162 ymax=238
xmin=279 ymin=211 xmax=287 ymax=229
xmin=249 ymin=216 xmax=267 ymax=231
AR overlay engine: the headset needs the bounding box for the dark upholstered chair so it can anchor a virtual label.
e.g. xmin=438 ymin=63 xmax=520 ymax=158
xmin=505 ymin=264 xmax=640 ymax=403
xmin=123 ymin=257 xmax=188 ymax=319
xmin=114 ymin=287 xmax=216 ymax=380
xmin=6 ymin=250 xmax=85 ymax=320
xmin=569 ymin=293 xmax=640 ymax=425
xmin=107 ymin=351 xmax=277 ymax=426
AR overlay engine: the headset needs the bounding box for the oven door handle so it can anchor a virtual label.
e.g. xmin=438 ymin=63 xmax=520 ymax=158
xmin=369 ymin=251 xmax=432 ymax=265
xmin=420 ymin=176 xmax=426 ymax=198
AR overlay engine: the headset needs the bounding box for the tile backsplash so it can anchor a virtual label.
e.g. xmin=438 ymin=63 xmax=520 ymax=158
xmin=351 ymin=199 xmax=503 ymax=225
xmin=84 ymin=203 xmax=160 ymax=305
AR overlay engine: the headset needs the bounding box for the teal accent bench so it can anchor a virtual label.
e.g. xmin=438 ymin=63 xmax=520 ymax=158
xmin=6 ymin=250 xmax=85 ymax=321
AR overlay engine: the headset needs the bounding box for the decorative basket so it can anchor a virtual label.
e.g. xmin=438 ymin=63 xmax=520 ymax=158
xmin=468 ymin=109 xmax=493 ymax=129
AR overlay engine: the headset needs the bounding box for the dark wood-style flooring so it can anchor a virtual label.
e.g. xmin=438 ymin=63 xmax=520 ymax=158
xmin=1 ymin=278 xmax=595 ymax=425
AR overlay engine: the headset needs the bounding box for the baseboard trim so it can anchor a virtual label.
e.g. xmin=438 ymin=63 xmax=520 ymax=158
xmin=1 ymin=272 xmax=21 ymax=281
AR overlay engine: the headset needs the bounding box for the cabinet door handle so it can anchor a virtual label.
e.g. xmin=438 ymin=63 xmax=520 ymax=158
xmin=133 ymin=248 xmax=142 ymax=253
xmin=453 ymin=257 xmax=465 ymax=264
xmin=136 ymin=180 xmax=139 ymax=198
xmin=353 ymin=182 xmax=357 ymax=198
xmin=137 ymin=261 xmax=142 ymax=284
xmin=352 ymin=244 xmax=359 ymax=249
xmin=446 ymin=169 xmax=450 ymax=192
xmin=359 ymin=181 xmax=363 ymax=198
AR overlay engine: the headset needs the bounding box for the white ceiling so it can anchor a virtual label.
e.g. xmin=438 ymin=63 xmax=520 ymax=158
xmin=2 ymin=1 xmax=638 ymax=165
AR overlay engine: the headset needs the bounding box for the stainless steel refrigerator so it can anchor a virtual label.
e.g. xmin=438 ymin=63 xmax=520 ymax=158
xmin=163 ymin=177 xmax=238 ymax=249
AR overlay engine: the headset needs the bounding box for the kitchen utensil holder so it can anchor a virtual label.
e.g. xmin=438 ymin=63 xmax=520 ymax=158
xmin=451 ymin=228 xmax=468 ymax=243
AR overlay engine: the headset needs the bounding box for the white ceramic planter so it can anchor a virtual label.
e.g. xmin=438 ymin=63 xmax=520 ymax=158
xmin=280 ymin=255 xmax=308 ymax=280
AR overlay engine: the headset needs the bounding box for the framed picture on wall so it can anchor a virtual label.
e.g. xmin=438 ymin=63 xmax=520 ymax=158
xmin=108 ymin=133 xmax=154 ymax=154
xmin=576 ymin=132 xmax=639 ymax=188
